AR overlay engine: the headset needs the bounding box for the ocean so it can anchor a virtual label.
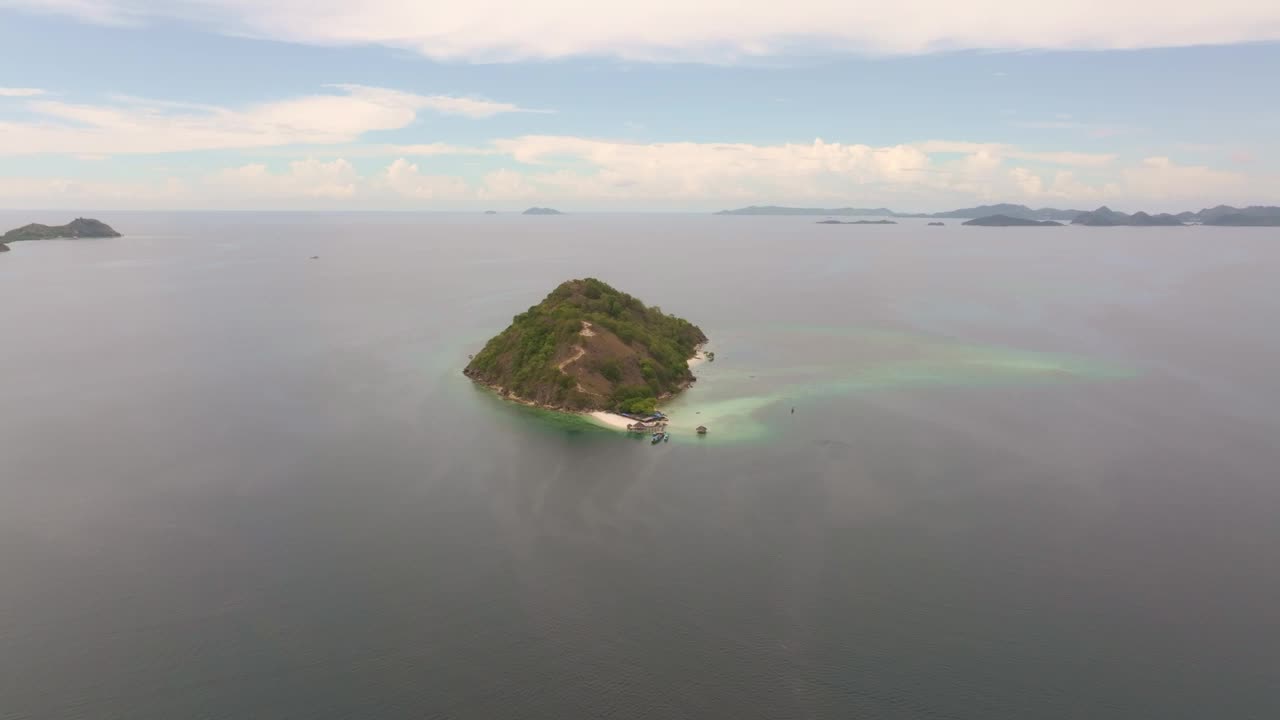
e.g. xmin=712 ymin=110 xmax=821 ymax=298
xmin=1 ymin=211 xmax=1277 ymax=719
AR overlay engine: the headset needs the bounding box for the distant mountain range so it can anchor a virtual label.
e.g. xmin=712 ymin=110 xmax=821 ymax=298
xmin=716 ymin=204 xmax=1280 ymax=226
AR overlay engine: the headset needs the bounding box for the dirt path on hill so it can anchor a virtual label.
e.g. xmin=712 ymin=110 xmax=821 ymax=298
xmin=557 ymin=344 xmax=586 ymax=371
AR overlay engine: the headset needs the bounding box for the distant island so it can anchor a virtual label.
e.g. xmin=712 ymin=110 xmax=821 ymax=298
xmin=928 ymin=222 xmax=945 ymax=226
xmin=718 ymin=203 xmax=1082 ymax=221
xmin=1188 ymin=205 xmax=1280 ymax=226
xmin=1072 ymin=207 xmax=1182 ymax=226
xmin=929 ymin=204 xmax=1082 ymax=222
xmin=816 ymin=219 xmax=897 ymax=225
xmin=1204 ymin=212 xmax=1280 ymax=226
xmin=963 ymin=215 xmax=1064 ymax=227
xmin=3 ymin=218 xmax=121 ymax=243
xmin=717 ymin=203 xmax=1280 ymax=225
xmin=483 ymin=210 xmax=498 ymax=215
xmin=464 ymin=278 xmax=707 ymax=417
xmin=522 ymin=207 xmax=563 ymax=215
xmin=1 ymin=218 xmax=120 ymax=252
xmin=720 ymin=205 xmax=898 ymax=217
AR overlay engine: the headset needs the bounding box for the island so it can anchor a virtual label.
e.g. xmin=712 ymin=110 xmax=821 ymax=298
xmin=717 ymin=203 xmax=1082 ymax=221
xmin=522 ymin=207 xmax=563 ymax=215
xmin=1205 ymin=213 xmax=1280 ymax=226
xmin=928 ymin=204 xmax=1082 ymax=222
xmin=716 ymin=202 xmax=1280 ymax=225
xmin=1072 ymin=207 xmax=1182 ymax=226
xmin=928 ymin=222 xmax=945 ymax=226
xmin=464 ymin=278 xmax=707 ymax=423
xmin=719 ymin=205 xmax=898 ymax=216
xmin=3 ymin=217 xmax=121 ymax=243
xmin=483 ymin=210 xmax=498 ymax=215
xmin=1197 ymin=205 xmax=1280 ymax=226
xmin=962 ymin=215 xmax=1063 ymax=227
xmin=816 ymin=219 xmax=897 ymax=225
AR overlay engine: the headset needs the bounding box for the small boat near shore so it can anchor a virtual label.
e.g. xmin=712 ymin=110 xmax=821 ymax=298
xmin=651 ymin=431 xmax=667 ymax=444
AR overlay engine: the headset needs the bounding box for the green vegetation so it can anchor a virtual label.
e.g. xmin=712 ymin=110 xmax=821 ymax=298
xmin=2 ymin=218 xmax=121 ymax=242
xmin=463 ymin=278 xmax=707 ymax=412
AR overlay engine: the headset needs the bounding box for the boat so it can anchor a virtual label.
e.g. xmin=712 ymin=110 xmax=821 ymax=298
xmin=651 ymin=431 xmax=666 ymax=444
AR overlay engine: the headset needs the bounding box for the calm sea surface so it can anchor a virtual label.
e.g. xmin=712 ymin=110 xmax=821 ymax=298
xmin=1 ymin=212 xmax=1277 ymax=719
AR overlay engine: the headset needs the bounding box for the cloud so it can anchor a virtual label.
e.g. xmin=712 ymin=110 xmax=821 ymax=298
xmin=210 ymin=158 xmax=359 ymax=199
xmin=0 ymin=85 xmax=541 ymax=155
xmin=479 ymin=168 xmax=537 ymax=200
xmin=1118 ymin=156 xmax=1254 ymax=203
xmin=907 ymin=140 xmax=1116 ymax=167
xmin=0 ymin=87 xmax=46 ymax=97
xmin=418 ymin=96 xmax=549 ymax=118
xmin=0 ymin=139 xmax=1270 ymax=211
xmin=381 ymin=158 xmax=470 ymax=199
xmin=6 ymin=0 xmax=1280 ymax=61
xmin=0 ymin=175 xmax=187 ymax=204
xmin=386 ymin=143 xmax=499 ymax=157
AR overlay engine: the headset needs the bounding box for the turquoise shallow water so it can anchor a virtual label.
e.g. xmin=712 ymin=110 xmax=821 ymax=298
xmin=654 ymin=328 xmax=1135 ymax=443
xmin=1 ymin=212 xmax=1278 ymax=719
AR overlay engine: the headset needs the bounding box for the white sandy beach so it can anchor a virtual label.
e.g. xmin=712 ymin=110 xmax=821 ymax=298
xmin=587 ymin=347 xmax=707 ymax=431
xmin=587 ymin=411 xmax=635 ymax=430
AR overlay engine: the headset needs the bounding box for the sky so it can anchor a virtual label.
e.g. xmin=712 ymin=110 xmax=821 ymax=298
xmin=2 ymin=1 xmax=1279 ymax=211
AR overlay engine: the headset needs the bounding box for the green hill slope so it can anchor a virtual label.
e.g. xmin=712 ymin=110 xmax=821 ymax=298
xmin=464 ymin=278 xmax=707 ymax=413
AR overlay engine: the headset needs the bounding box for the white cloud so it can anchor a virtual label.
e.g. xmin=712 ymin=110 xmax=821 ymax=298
xmin=0 ymin=85 xmax=541 ymax=155
xmin=477 ymin=135 xmax=1126 ymax=206
xmin=0 ymin=87 xmax=46 ymax=97
xmin=0 ymin=175 xmax=187 ymax=205
xmin=211 ymin=158 xmax=359 ymax=199
xmin=479 ymin=168 xmax=537 ymax=200
xmin=0 ymin=139 xmax=1271 ymax=211
xmin=387 ymin=143 xmax=498 ymax=157
xmin=916 ymin=140 xmax=1116 ymax=167
xmin=420 ymin=96 xmax=548 ymax=119
xmin=1117 ymin=156 xmax=1254 ymax=203
xmin=5 ymin=0 xmax=1280 ymax=61
xmin=381 ymin=158 xmax=470 ymax=199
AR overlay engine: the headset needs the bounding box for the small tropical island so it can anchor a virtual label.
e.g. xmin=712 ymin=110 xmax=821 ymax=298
xmin=1 ymin=218 xmax=121 ymax=253
xmin=522 ymin=207 xmax=564 ymax=215
xmin=464 ymin=278 xmax=707 ymax=429
xmin=962 ymin=215 xmax=1064 ymax=227
xmin=3 ymin=217 xmax=120 ymax=243
xmin=816 ymin=219 xmax=897 ymax=225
